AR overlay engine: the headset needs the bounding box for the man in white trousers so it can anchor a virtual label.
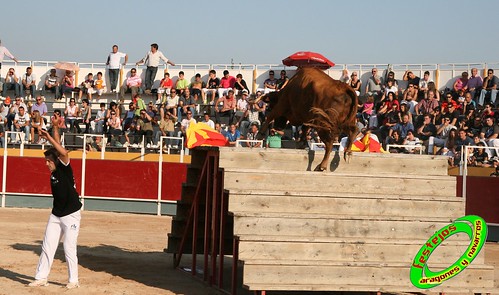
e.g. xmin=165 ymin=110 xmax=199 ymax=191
xmin=28 ymin=119 xmax=82 ymax=289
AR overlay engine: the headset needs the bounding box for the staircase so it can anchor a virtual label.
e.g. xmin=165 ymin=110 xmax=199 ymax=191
xmin=218 ymin=147 xmax=496 ymax=294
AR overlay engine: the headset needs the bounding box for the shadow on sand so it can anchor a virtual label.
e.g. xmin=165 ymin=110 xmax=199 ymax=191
xmin=11 ymin=242 xmax=219 ymax=294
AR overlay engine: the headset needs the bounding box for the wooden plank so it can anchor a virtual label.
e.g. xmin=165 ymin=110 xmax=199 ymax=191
xmin=238 ymin=241 xmax=485 ymax=265
xmin=218 ymin=147 xmax=449 ymax=176
xmin=244 ymin=283 xmax=499 ymax=294
xmin=233 ymin=217 xmax=470 ymax=241
xmin=229 ymin=195 xmax=464 ymax=219
xmin=242 ymin=264 xmax=494 ymax=289
xmin=224 ymin=171 xmax=456 ymax=197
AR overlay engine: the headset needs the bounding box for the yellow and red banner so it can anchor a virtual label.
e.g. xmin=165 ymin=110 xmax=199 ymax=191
xmin=351 ymin=133 xmax=385 ymax=153
xmin=186 ymin=122 xmax=228 ymax=149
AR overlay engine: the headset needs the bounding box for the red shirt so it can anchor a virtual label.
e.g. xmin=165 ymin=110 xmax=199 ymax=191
xmin=220 ymin=76 xmax=236 ymax=88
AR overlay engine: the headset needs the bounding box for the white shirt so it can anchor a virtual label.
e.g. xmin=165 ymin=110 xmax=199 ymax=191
xmin=108 ymin=51 xmax=127 ymax=69
xmin=14 ymin=112 xmax=30 ymax=126
xmin=23 ymin=73 xmax=36 ymax=84
xmin=202 ymin=119 xmax=215 ymax=129
xmin=181 ymin=118 xmax=196 ymax=131
xmin=237 ymin=98 xmax=248 ymax=112
xmin=0 ymin=46 xmax=15 ymax=62
xmin=143 ymin=50 xmax=169 ymax=67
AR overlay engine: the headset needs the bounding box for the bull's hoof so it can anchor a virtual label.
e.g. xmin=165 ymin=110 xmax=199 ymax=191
xmin=344 ymin=151 xmax=353 ymax=163
xmin=314 ymin=165 xmax=327 ymax=172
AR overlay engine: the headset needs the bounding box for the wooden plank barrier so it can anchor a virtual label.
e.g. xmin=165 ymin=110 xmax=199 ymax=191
xmin=216 ymin=147 xmax=497 ymax=294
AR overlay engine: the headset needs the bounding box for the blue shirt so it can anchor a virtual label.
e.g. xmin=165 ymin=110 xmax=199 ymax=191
xmin=226 ymin=130 xmax=241 ymax=142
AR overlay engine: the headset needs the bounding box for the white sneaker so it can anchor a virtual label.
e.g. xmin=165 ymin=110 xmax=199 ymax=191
xmin=28 ymin=279 xmax=49 ymax=287
xmin=146 ymin=143 xmax=151 ymax=148
xmin=131 ymin=143 xmax=138 ymax=148
xmin=151 ymin=144 xmax=158 ymax=149
xmin=123 ymin=142 xmax=130 ymax=147
xmin=66 ymin=281 xmax=80 ymax=289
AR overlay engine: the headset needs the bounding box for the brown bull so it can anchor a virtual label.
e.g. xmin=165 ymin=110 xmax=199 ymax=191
xmin=257 ymin=67 xmax=358 ymax=171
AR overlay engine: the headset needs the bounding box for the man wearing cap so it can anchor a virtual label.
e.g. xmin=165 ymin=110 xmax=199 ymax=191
xmin=0 ymin=97 xmax=11 ymax=126
xmin=217 ymin=70 xmax=235 ymax=99
xmin=136 ymin=43 xmax=175 ymax=94
xmin=43 ymin=69 xmax=61 ymax=99
xmin=2 ymin=68 xmax=20 ymax=97
xmin=0 ymin=40 xmax=18 ymax=75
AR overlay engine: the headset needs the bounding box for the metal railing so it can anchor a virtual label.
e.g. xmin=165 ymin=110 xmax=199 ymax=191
xmin=235 ymin=139 xmax=263 ymax=148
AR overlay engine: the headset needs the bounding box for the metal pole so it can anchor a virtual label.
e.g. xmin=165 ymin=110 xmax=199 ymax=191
xmin=141 ymin=135 xmax=145 ymax=161
xmin=157 ymin=136 xmax=165 ymax=216
xmin=1 ymin=134 xmax=8 ymax=208
xmin=180 ymin=137 xmax=184 ymax=163
xmin=462 ymin=146 xmax=468 ymax=200
xmin=81 ymin=135 xmax=88 ymax=210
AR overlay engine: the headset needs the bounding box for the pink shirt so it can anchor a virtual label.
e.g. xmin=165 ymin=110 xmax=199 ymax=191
xmin=127 ymin=75 xmax=142 ymax=87
xmin=220 ymin=76 xmax=236 ymax=88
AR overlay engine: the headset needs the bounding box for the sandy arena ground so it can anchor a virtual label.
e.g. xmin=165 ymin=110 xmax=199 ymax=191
xmin=1 ymin=207 xmax=498 ymax=295
xmin=0 ymin=208 xmax=220 ymax=295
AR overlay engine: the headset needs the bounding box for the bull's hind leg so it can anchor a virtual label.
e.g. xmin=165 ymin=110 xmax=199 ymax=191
xmin=314 ymin=130 xmax=334 ymax=171
xmin=343 ymin=125 xmax=358 ymax=163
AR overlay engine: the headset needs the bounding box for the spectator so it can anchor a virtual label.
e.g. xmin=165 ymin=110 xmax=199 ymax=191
xmin=480 ymin=103 xmax=495 ymax=122
xmin=137 ymin=110 xmax=154 ymax=148
xmin=453 ymin=128 xmax=474 ymax=165
xmin=31 ymin=95 xmax=48 ymax=118
xmin=12 ymin=105 xmax=30 ymax=143
xmin=415 ymin=89 xmax=439 ymax=122
xmin=218 ymin=70 xmax=236 ymax=98
xmin=428 ymin=117 xmax=457 ymax=155
xmin=146 ymin=101 xmax=158 ymax=118
xmin=106 ymin=45 xmax=128 ymax=93
xmin=398 ymin=102 xmax=413 ymax=124
xmin=377 ymin=92 xmax=399 ymax=124
xmin=175 ymin=71 xmax=189 ymax=94
xmin=78 ymin=73 xmax=95 ymax=101
xmin=462 ymin=92 xmax=476 ymax=120
xmin=266 ymin=126 xmax=284 ymax=148
xmin=80 ymin=99 xmax=92 ymax=134
xmin=0 ymin=40 xmax=18 ymax=69
xmin=480 ymin=116 xmax=499 ymax=157
xmin=338 ymin=69 xmax=349 ymax=84
xmin=64 ymin=98 xmax=81 ymax=133
xmin=162 ymin=88 xmax=178 ymax=118
xmin=443 ymin=104 xmax=461 ymax=127
xmin=92 ymin=103 xmax=107 ymax=134
xmin=0 ymin=123 xmax=4 ymax=148
xmin=0 ymin=97 xmax=11 ymax=126
xmin=385 ymin=130 xmax=404 ymax=153
xmin=106 ymin=109 xmax=122 ymax=147
xmin=403 ymin=70 xmax=421 ymax=91
xmin=50 ymin=109 xmax=66 ymax=134
xmin=390 ymin=113 xmax=414 ymax=139
xmin=120 ymin=68 xmax=142 ymax=101
xmin=260 ymin=70 xmax=277 ymax=94
xmin=417 ymin=114 xmax=437 ymax=152
xmin=177 ymin=88 xmax=196 ymax=121
xmin=418 ymin=71 xmax=432 ymax=97
xmin=402 ymin=83 xmax=418 ymax=109
xmin=215 ymin=89 xmax=236 ymax=124
xmin=93 ymin=72 xmax=105 ymax=100
xmin=215 ymin=122 xmax=226 ymax=137
xmin=156 ymin=111 xmax=177 ymax=147
xmin=124 ymin=118 xmax=138 ymax=148
xmin=380 ymin=79 xmax=398 ymax=102
xmin=189 ymin=73 xmax=206 ymax=102
xmin=349 ymin=71 xmax=361 ymax=96
xmin=2 ymin=68 xmax=20 ymax=97
xmin=478 ymin=69 xmax=498 ymax=107
xmin=427 ymin=81 xmax=441 ymax=101
xmin=277 ymin=70 xmax=289 ymax=91
xmin=61 ymin=70 xmax=75 ymax=99
xmin=403 ymin=130 xmax=421 ymax=154
xmin=453 ymin=72 xmax=469 ymax=97
xmin=365 ymin=68 xmax=383 ymax=102
xmin=21 ymin=67 xmax=36 ymax=99
xmin=200 ymin=113 xmax=214 ymax=129
xmin=359 ymin=94 xmax=374 ymax=126
xmin=107 ymin=101 xmax=121 ymax=123
xmin=157 ymin=72 xmax=173 ymax=104
xmin=203 ymin=70 xmax=219 ymax=104
xmin=234 ymin=73 xmax=250 ymax=95
xmin=7 ymin=96 xmax=27 ymax=130
xmin=470 ymin=142 xmax=490 ymax=167
xmin=235 ymin=90 xmax=249 ymax=121
xmin=42 ymin=69 xmax=61 ymax=100
xmin=225 ymin=123 xmax=241 ymax=147
xmin=245 ymin=122 xmax=261 ymax=147
xmin=378 ymin=103 xmax=400 ymax=141
xmin=135 ymin=43 xmax=175 ymax=94
xmin=30 ymin=110 xmax=46 ymax=144
xmin=180 ymin=110 xmax=196 ymax=137
xmin=467 ymin=67 xmax=483 ymax=100
xmin=133 ymin=94 xmax=146 ymax=116
xmin=122 ymin=102 xmax=135 ymax=129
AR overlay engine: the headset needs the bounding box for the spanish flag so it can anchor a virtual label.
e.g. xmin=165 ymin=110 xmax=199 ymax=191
xmin=351 ymin=132 xmax=386 ymax=153
xmin=186 ymin=122 xmax=229 ymax=149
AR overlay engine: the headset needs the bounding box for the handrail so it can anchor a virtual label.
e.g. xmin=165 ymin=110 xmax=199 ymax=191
xmin=235 ymin=139 xmax=263 ymax=148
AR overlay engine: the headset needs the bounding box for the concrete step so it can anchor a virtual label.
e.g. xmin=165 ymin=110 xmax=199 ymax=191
xmin=229 ymin=192 xmax=464 ymax=219
xmin=218 ymin=147 xmax=449 ymax=176
xmin=238 ymin=240 xmax=485 ymax=265
xmin=242 ymin=263 xmax=494 ymax=290
xmin=224 ymin=169 xmax=456 ymax=197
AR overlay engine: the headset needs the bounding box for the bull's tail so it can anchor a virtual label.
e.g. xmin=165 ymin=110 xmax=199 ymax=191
xmin=305 ymin=107 xmax=339 ymax=132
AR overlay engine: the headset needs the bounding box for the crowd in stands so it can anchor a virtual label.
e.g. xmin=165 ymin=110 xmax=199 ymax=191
xmin=353 ymin=67 xmax=499 ymax=168
xmin=0 ymin=42 xmax=498 ymax=169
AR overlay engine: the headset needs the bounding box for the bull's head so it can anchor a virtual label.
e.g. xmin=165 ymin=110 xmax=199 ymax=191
xmin=256 ymin=92 xmax=279 ymax=109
